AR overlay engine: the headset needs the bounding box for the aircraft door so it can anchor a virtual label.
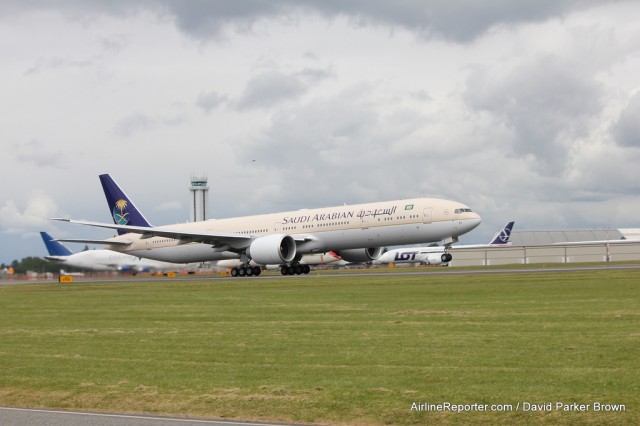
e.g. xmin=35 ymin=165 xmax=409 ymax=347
xmin=423 ymin=208 xmax=432 ymax=224
xmin=359 ymin=214 xmax=370 ymax=229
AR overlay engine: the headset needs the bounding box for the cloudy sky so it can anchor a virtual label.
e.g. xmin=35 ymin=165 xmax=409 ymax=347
xmin=2 ymin=0 xmax=640 ymax=264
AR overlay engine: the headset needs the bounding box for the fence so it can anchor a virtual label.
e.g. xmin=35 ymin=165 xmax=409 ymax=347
xmin=449 ymin=242 xmax=640 ymax=267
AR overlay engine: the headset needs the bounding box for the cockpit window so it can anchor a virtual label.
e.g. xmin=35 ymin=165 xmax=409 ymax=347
xmin=454 ymin=208 xmax=473 ymax=214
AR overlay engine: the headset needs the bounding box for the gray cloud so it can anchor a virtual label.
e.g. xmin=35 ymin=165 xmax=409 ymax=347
xmin=13 ymin=140 xmax=69 ymax=169
xmin=5 ymin=0 xmax=610 ymax=42
xmin=159 ymin=0 xmax=609 ymax=42
xmin=196 ymin=91 xmax=228 ymax=113
xmin=612 ymin=92 xmax=640 ymax=148
xmin=236 ymin=68 xmax=333 ymax=109
xmin=113 ymin=113 xmax=185 ymax=137
xmin=463 ymin=54 xmax=604 ymax=175
xmin=113 ymin=113 xmax=156 ymax=137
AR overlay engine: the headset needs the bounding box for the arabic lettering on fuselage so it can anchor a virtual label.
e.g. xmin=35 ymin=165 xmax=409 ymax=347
xmin=281 ymin=205 xmax=398 ymax=225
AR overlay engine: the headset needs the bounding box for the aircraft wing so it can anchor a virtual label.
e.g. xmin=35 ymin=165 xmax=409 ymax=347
xmin=52 ymin=218 xmax=255 ymax=247
xmin=54 ymin=238 xmax=134 ymax=246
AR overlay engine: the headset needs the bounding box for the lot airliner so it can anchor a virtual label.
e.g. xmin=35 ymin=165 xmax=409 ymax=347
xmin=373 ymin=221 xmax=515 ymax=266
xmin=55 ymin=174 xmax=481 ymax=277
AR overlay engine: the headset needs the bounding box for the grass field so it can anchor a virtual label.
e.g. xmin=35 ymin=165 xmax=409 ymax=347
xmin=1 ymin=269 xmax=638 ymax=425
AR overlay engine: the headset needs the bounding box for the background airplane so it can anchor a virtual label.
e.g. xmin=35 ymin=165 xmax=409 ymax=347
xmin=40 ymin=232 xmax=199 ymax=274
xmin=55 ymin=174 xmax=481 ymax=277
xmin=373 ymin=221 xmax=515 ymax=266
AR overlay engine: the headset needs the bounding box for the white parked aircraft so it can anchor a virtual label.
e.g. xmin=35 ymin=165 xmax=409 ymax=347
xmin=54 ymin=174 xmax=481 ymax=277
xmin=373 ymin=221 xmax=515 ymax=266
xmin=41 ymin=232 xmax=198 ymax=274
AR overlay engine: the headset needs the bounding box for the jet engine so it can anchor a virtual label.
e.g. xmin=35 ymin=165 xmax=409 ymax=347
xmin=337 ymin=247 xmax=383 ymax=263
xmin=424 ymin=253 xmax=445 ymax=265
xmin=419 ymin=253 xmax=452 ymax=265
xmin=247 ymin=234 xmax=296 ymax=264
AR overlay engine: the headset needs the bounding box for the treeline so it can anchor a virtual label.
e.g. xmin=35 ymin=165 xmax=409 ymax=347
xmin=1 ymin=257 xmax=83 ymax=275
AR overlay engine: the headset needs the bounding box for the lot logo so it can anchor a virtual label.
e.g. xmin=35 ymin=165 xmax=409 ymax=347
xmin=113 ymin=199 xmax=129 ymax=225
xmin=497 ymin=227 xmax=512 ymax=243
xmin=394 ymin=251 xmax=417 ymax=261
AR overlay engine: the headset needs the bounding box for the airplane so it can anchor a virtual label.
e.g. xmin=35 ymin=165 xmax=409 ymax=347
xmin=373 ymin=221 xmax=515 ymax=266
xmin=40 ymin=231 xmax=199 ymax=274
xmin=54 ymin=174 xmax=481 ymax=277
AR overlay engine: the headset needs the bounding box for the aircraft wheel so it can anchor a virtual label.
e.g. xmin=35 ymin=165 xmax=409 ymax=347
xmin=302 ymin=265 xmax=310 ymax=274
xmin=281 ymin=266 xmax=289 ymax=275
xmin=245 ymin=266 xmax=254 ymax=276
xmin=231 ymin=267 xmax=239 ymax=277
xmin=441 ymin=253 xmax=448 ymax=262
xmin=252 ymin=267 xmax=262 ymax=276
xmin=294 ymin=265 xmax=303 ymax=275
xmin=238 ymin=267 xmax=247 ymax=276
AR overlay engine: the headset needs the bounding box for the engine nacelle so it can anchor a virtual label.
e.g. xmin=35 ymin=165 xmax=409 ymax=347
xmin=337 ymin=247 xmax=383 ymax=263
xmin=247 ymin=234 xmax=296 ymax=264
xmin=425 ymin=254 xmax=445 ymax=265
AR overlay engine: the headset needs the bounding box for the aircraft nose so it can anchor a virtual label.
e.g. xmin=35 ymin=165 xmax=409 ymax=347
xmin=466 ymin=213 xmax=482 ymax=232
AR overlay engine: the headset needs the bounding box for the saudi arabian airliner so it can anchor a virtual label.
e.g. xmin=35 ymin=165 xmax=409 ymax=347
xmin=54 ymin=174 xmax=481 ymax=277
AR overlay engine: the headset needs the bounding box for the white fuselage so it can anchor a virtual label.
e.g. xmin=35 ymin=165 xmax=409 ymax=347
xmin=374 ymin=246 xmax=449 ymax=265
xmin=101 ymin=198 xmax=481 ymax=264
xmin=45 ymin=250 xmax=198 ymax=272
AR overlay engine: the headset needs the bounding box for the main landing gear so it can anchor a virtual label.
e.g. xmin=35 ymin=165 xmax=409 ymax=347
xmin=230 ymin=266 xmax=262 ymax=277
xmin=440 ymin=252 xmax=453 ymax=263
xmin=280 ymin=264 xmax=311 ymax=275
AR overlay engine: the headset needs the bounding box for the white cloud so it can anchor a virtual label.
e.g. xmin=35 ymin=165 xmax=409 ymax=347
xmin=0 ymin=192 xmax=59 ymax=234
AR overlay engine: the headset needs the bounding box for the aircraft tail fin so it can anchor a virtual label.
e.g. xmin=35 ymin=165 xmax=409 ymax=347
xmin=40 ymin=231 xmax=73 ymax=256
xmin=99 ymin=174 xmax=152 ymax=235
xmin=488 ymin=221 xmax=515 ymax=245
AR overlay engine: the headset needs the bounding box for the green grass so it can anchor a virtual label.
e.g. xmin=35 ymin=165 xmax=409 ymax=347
xmin=1 ymin=270 xmax=638 ymax=425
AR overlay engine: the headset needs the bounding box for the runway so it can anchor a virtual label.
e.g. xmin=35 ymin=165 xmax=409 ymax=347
xmin=0 ymin=407 xmax=299 ymax=426
xmin=3 ymin=263 xmax=639 ymax=286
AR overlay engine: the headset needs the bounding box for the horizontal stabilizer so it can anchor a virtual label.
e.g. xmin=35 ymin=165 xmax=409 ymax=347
xmin=43 ymin=256 xmax=68 ymax=262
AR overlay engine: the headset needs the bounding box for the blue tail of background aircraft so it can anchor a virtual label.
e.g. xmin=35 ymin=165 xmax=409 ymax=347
xmin=40 ymin=231 xmax=73 ymax=256
xmin=99 ymin=174 xmax=152 ymax=235
xmin=489 ymin=221 xmax=515 ymax=245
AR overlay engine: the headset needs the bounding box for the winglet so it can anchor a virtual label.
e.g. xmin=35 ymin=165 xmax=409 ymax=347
xmin=40 ymin=231 xmax=73 ymax=256
xmin=488 ymin=221 xmax=515 ymax=245
xmin=99 ymin=174 xmax=152 ymax=235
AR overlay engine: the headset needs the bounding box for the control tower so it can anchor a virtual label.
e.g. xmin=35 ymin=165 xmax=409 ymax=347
xmin=189 ymin=175 xmax=209 ymax=222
